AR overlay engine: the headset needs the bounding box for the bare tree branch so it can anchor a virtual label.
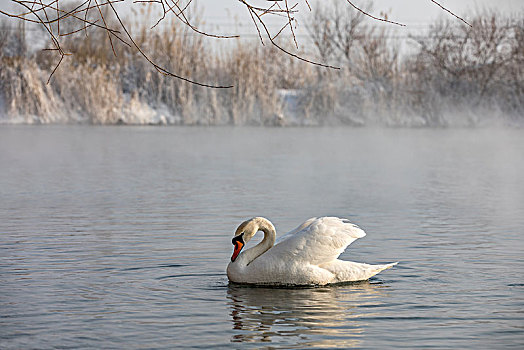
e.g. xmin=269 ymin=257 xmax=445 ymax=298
xmin=238 ymin=0 xmax=340 ymax=69
xmin=430 ymin=0 xmax=471 ymax=27
xmin=0 ymin=0 xmax=472 ymax=87
xmin=345 ymin=0 xmax=405 ymax=26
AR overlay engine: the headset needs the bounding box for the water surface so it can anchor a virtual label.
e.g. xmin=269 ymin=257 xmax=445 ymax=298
xmin=1 ymin=126 xmax=523 ymax=349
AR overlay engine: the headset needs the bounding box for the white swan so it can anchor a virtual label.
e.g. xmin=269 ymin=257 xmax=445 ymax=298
xmin=227 ymin=217 xmax=397 ymax=286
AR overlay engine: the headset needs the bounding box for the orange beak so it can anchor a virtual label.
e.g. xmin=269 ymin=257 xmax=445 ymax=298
xmin=231 ymin=241 xmax=244 ymax=262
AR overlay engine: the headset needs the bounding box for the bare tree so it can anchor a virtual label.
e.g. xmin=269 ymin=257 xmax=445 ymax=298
xmin=414 ymin=15 xmax=514 ymax=99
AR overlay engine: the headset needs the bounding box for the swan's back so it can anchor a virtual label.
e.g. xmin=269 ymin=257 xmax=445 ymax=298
xmin=266 ymin=217 xmax=366 ymax=265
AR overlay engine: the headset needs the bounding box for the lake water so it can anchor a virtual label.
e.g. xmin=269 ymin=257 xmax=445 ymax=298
xmin=1 ymin=126 xmax=523 ymax=349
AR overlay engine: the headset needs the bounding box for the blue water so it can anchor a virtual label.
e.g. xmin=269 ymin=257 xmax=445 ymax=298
xmin=1 ymin=126 xmax=523 ymax=349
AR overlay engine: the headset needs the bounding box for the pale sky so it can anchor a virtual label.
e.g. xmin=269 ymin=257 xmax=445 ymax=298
xmin=195 ymin=0 xmax=524 ymax=34
xmin=184 ymin=0 xmax=523 ymax=52
xmin=197 ymin=0 xmax=524 ymax=23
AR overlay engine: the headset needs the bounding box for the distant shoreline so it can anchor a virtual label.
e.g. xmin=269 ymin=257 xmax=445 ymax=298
xmin=1 ymin=12 xmax=522 ymax=128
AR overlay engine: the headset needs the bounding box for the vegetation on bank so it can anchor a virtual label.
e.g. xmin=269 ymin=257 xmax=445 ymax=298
xmin=0 ymin=6 xmax=523 ymax=126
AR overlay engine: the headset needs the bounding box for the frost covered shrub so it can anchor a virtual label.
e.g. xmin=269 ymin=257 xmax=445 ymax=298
xmin=0 ymin=22 xmax=61 ymax=123
xmin=0 ymin=57 xmax=64 ymax=123
xmin=305 ymin=1 xmax=402 ymax=125
xmin=51 ymin=60 xmax=124 ymax=124
xmin=408 ymin=14 xmax=524 ymax=124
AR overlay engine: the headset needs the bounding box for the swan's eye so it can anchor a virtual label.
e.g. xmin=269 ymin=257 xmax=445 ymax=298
xmin=232 ymin=233 xmax=244 ymax=245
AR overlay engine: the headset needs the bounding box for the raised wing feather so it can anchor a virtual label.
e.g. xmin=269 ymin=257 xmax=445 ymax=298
xmin=267 ymin=217 xmax=366 ymax=265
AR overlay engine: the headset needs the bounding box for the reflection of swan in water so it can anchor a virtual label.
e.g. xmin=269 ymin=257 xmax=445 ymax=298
xmin=227 ymin=217 xmax=397 ymax=286
xmin=227 ymin=282 xmax=388 ymax=347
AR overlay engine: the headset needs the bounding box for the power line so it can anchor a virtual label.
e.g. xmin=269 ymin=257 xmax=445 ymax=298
xmin=0 ymin=24 xmax=450 ymax=39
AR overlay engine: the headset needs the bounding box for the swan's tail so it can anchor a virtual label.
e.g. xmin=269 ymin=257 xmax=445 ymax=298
xmin=367 ymin=261 xmax=398 ymax=278
xmin=379 ymin=262 xmax=399 ymax=271
xmin=322 ymin=260 xmax=398 ymax=282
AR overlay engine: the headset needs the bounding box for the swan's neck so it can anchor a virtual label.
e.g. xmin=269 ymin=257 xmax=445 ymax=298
xmin=242 ymin=219 xmax=276 ymax=266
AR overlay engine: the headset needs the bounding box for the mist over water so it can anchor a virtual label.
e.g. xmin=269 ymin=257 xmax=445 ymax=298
xmin=1 ymin=126 xmax=523 ymax=349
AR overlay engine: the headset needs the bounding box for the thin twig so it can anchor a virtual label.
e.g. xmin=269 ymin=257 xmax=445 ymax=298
xmin=94 ymin=0 xmax=116 ymax=56
xmin=284 ymin=0 xmax=298 ymax=49
xmin=430 ymin=0 xmax=471 ymax=27
xmin=345 ymin=0 xmax=405 ymax=26
xmin=247 ymin=4 xmax=340 ymax=69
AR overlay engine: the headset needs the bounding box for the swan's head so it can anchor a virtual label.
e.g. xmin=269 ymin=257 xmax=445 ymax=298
xmin=230 ymin=218 xmax=261 ymax=262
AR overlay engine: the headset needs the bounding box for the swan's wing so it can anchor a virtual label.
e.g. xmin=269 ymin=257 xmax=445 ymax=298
xmin=268 ymin=217 xmax=366 ymax=265
xmin=275 ymin=217 xmax=318 ymax=245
